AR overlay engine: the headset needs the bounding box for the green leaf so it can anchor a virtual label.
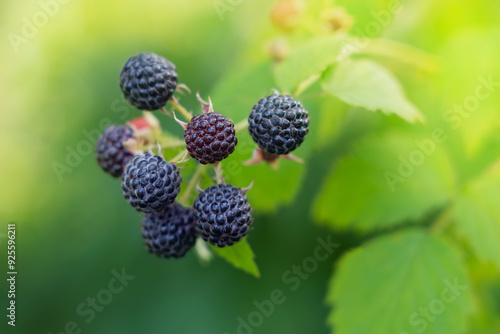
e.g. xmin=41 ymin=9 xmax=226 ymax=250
xmin=328 ymin=229 xmax=473 ymax=334
xmin=211 ymin=62 xmax=306 ymax=212
xmin=321 ymin=59 xmax=423 ymax=122
xmin=453 ymin=166 xmax=500 ymax=270
xmin=358 ymin=38 xmax=439 ymax=72
xmin=313 ymin=132 xmax=454 ymax=232
xmin=273 ymin=35 xmax=347 ymax=94
xmin=211 ymin=238 xmax=260 ymax=278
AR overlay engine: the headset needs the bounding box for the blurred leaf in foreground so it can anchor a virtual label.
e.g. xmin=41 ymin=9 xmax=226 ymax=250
xmin=453 ymin=164 xmax=500 ymax=271
xmin=274 ymin=35 xmax=347 ymax=94
xmin=328 ymin=229 xmax=473 ymax=334
xmin=321 ymin=59 xmax=423 ymax=122
xmin=314 ymin=132 xmax=455 ymax=232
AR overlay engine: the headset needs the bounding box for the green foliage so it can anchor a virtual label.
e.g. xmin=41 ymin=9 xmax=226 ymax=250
xmin=210 ymin=238 xmax=260 ymax=277
xmin=321 ymin=59 xmax=423 ymax=122
xmin=329 ymin=229 xmax=473 ymax=334
xmin=160 ymin=7 xmax=500 ymax=333
xmin=314 ymin=131 xmax=454 ymax=231
xmin=274 ymin=35 xmax=347 ymax=94
xmin=6 ymin=0 xmax=500 ymax=333
xmin=453 ymin=167 xmax=500 ymax=270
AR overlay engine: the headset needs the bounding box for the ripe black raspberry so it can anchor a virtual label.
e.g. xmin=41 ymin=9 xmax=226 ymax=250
xmin=248 ymin=94 xmax=309 ymax=155
xmin=193 ymin=184 xmax=252 ymax=247
xmin=122 ymin=152 xmax=182 ymax=213
xmin=95 ymin=125 xmax=135 ymax=177
xmin=184 ymin=112 xmax=237 ymax=164
xmin=120 ymin=53 xmax=178 ymax=111
xmin=141 ymin=203 xmax=197 ymax=258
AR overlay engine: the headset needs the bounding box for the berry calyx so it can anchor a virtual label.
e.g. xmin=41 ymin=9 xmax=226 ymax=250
xmin=122 ymin=152 xmax=182 ymax=213
xmin=194 ymin=184 xmax=252 ymax=247
xmin=120 ymin=53 xmax=178 ymax=111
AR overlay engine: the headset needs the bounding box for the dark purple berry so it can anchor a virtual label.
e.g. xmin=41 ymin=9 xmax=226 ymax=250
xmin=184 ymin=112 xmax=237 ymax=164
xmin=248 ymin=94 xmax=309 ymax=155
xmin=120 ymin=53 xmax=178 ymax=110
xmin=193 ymin=184 xmax=252 ymax=247
xmin=142 ymin=203 xmax=197 ymax=258
xmin=122 ymin=152 xmax=182 ymax=213
xmin=95 ymin=125 xmax=134 ymax=177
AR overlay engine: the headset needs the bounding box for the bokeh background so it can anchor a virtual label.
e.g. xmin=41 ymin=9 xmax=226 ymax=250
xmin=1 ymin=0 xmax=499 ymax=333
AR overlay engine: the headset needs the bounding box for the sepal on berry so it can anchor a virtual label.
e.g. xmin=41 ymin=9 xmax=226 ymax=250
xmin=245 ymin=147 xmax=304 ymax=168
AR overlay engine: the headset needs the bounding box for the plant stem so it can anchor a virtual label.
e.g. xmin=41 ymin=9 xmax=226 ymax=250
xmin=430 ymin=206 xmax=453 ymax=235
xmin=180 ymin=164 xmax=207 ymax=206
xmin=213 ymin=162 xmax=225 ymax=185
xmin=169 ymin=99 xmax=192 ymax=121
xmin=170 ymin=149 xmax=188 ymax=163
xmin=159 ymin=106 xmax=173 ymax=118
xmin=234 ymin=119 xmax=249 ymax=133
xmin=157 ymin=137 xmax=186 ymax=149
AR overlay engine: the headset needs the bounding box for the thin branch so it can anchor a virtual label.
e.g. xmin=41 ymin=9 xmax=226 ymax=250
xmin=169 ymin=97 xmax=192 ymax=121
xmin=234 ymin=119 xmax=249 ymax=133
xmin=180 ymin=164 xmax=207 ymax=206
xmin=430 ymin=206 xmax=453 ymax=235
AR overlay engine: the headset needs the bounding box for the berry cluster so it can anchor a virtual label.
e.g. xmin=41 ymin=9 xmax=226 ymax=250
xmin=95 ymin=52 xmax=309 ymax=259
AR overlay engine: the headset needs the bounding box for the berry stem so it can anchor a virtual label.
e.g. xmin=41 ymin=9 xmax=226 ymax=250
xmin=157 ymin=137 xmax=186 ymax=149
xmin=169 ymin=98 xmax=192 ymax=121
xmin=159 ymin=106 xmax=173 ymax=118
xmin=170 ymin=149 xmax=189 ymax=163
xmin=213 ymin=162 xmax=225 ymax=185
xmin=234 ymin=119 xmax=249 ymax=133
xmin=180 ymin=164 xmax=207 ymax=206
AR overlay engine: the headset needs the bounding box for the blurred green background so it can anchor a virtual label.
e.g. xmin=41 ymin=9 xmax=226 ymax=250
xmin=1 ymin=0 xmax=499 ymax=333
